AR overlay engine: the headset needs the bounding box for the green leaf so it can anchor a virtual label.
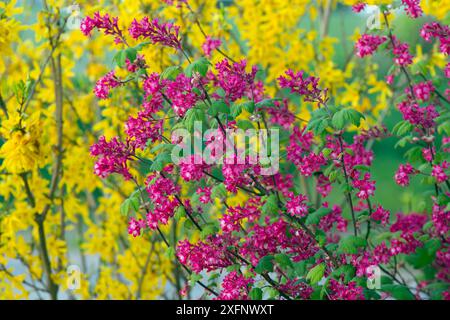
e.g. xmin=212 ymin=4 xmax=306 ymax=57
xmin=261 ymin=194 xmax=279 ymax=216
xmin=120 ymin=199 xmax=131 ymax=216
xmin=211 ymin=184 xmax=227 ymax=199
xmin=331 ymin=109 xmax=346 ymax=130
xmin=405 ymin=239 xmax=441 ymax=268
xmin=160 ymin=65 xmax=182 ymax=80
xmin=255 ymin=255 xmax=274 ymax=274
xmin=200 ymin=224 xmax=218 ymax=239
xmin=305 ymin=207 xmax=333 ymax=226
xmin=185 ymin=57 xmax=210 ymax=77
xmin=306 ymin=263 xmax=325 ymax=284
xmin=114 ymin=47 xmax=138 ymax=68
xmin=393 ymin=120 xmax=413 ymax=136
xmin=184 ymin=108 xmax=206 ymax=132
xmin=274 ymin=253 xmax=293 ymax=269
xmin=241 ymin=101 xmax=255 ymax=113
xmin=249 ymin=288 xmax=263 ymax=300
xmin=166 ymin=246 xmax=176 ymax=259
xmin=381 ymin=284 xmax=414 ymax=300
xmin=120 ymin=191 xmax=140 ymax=216
xmin=331 ymin=265 xmax=356 ymax=283
xmin=174 ymin=206 xmax=186 ymax=221
xmin=189 ymin=273 xmax=202 ymax=284
xmin=236 ymin=119 xmax=255 ymax=131
xmin=338 ymin=235 xmax=367 ymax=254
xmin=149 ymin=151 xmax=172 ymax=172
xmin=231 ymin=103 xmax=243 ymax=118
xmin=208 ymin=100 xmax=230 ymax=116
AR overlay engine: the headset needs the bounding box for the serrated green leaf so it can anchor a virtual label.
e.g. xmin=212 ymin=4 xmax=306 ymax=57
xmin=255 ymin=255 xmax=274 ymax=274
xmin=249 ymin=288 xmax=263 ymax=300
xmin=306 ymin=263 xmax=325 ymax=284
xmin=338 ymin=235 xmax=367 ymax=254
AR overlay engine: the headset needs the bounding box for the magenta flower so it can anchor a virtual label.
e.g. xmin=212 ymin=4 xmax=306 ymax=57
xmin=432 ymin=161 xmax=449 ymax=183
xmin=179 ymin=155 xmax=209 ymax=182
xmin=392 ymin=39 xmax=413 ymax=66
xmin=412 ymin=81 xmax=435 ymax=101
xmin=202 ymin=36 xmax=222 ymax=58
xmin=394 ymin=163 xmax=416 ymax=186
xmin=215 ymin=271 xmax=254 ymax=300
xmin=80 ymin=12 xmax=125 ymax=44
xmin=420 ymin=22 xmax=449 ymax=55
xmin=278 ymin=69 xmax=327 ymax=104
xmin=165 ymin=74 xmax=198 ymax=117
xmin=90 ymin=136 xmax=134 ymax=180
xmin=214 ymin=59 xmax=258 ymax=103
xmin=352 ymin=3 xmax=366 ymax=13
xmin=286 ymin=193 xmax=309 ymax=217
xmin=94 ymin=71 xmax=121 ymax=99
xmin=128 ymin=217 xmax=146 ymax=237
xmin=124 ymin=111 xmax=163 ymax=150
xmin=352 ymin=173 xmax=376 ymax=199
xmin=129 ymin=17 xmax=182 ymax=49
xmin=402 ymin=0 xmax=423 ymax=18
xmin=355 ymin=34 xmax=386 ymax=58
xmin=371 ymin=205 xmax=390 ymax=225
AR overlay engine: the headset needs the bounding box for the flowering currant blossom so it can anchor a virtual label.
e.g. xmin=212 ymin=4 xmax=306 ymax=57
xmin=179 ymin=155 xmax=210 ymax=181
xmin=394 ymin=163 xmax=416 ymax=186
xmin=80 ymin=12 xmax=125 ymax=44
xmin=90 ymin=136 xmax=134 ymax=179
xmin=166 ymin=74 xmax=198 ymax=117
xmin=94 ymin=71 xmax=121 ymax=99
xmin=420 ymin=22 xmax=449 ymax=55
xmin=352 ymin=173 xmax=376 ymax=200
xmin=401 ymin=0 xmax=423 ymax=18
xmin=212 ymin=59 xmax=258 ymax=103
xmin=215 ymin=271 xmax=254 ymax=300
xmin=128 ymin=217 xmax=146 ymax=237
xmin=431 ymin=161 xmax=449 ymax=183
xmin=355 ymin=34 xmax=386 ymax=58
xmin=202 ymin=36 xmax=222 ymax=58
xmin=371 ymin=205 xmax=390 ymax=226
xmin=352 ymin=3 xmax=366 ymax=13
xmin=286 ymin=193 xmax=309 ymax=217
xmin=412 ymin=81 xmax=435 ymax=101
xmin=278 ymin=70 xmax=327 ymax=104
xmin=129 ymin=17 xmax=182 ymax=49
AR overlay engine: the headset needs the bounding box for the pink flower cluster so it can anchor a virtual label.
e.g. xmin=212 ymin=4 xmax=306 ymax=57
xmin=278 ymin=70 xmax=327 ymax=105
xmin=355 ymin=34 xmax=386 ymax=58
xmin=145 ymin=173 xmax=180 ymax=229
xmin=212 ymin=59 xmax=258 ymax=103
xmin=94 ymin=71 xmax=121 ymax=99
xmin=216 ymin=271 xmax=254 ymax=300
xmin=90 ymin=136 xmax=134 ymax=179
xmin=286 ymin=193 xmax=309 ymax=217
xmin=394 ymin=163 xmax=416 ymax=186
xmin=402 ymin=0 xmax=423 ymax=18
xmin=125 ymin=111 xmax=163 ymax=150
xmin=165 ymin=74 xmax=199 ymax=117
xmin=129 ymin=17 xmax=182 ymax=49
xmin=352 ymin=173 xmax=376 ymax=200
xmin=202 ymin=36 xmax=222 ymax=58
xmin=80 ymin=12 xmax=124 ymax=44
xmin=413 ymin=81 xmax=435 ymax=102
xmin=128 ymin=217 xmax=146 ymax=237
xmin=176 ymin=236 xmax=233 ymax=273
xmin=179 ymin=155 xmax=210 ymax=181
xmin=352 ymin=3 xmax=366 ymax=13
xmin=420 ymin=22 xmax=450 ymax=55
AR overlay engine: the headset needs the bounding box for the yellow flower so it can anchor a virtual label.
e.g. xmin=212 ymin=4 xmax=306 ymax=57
xmin=0 ymin=112 xmax=42 ymax=173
